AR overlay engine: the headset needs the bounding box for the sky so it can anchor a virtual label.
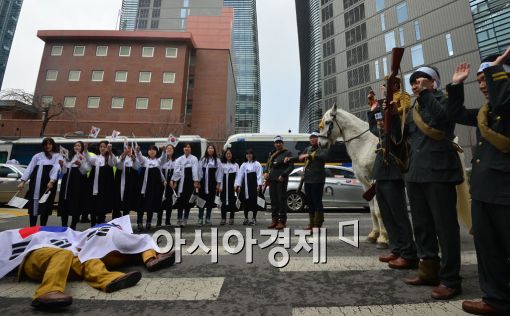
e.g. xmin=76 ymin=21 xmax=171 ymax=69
xmin=2 ymin=0 xmax=300 ymax=134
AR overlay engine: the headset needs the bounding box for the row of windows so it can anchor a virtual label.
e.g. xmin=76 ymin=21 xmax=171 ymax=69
xmin=322 ymin=4 xmax=334 ymax=22
xmin=343 ymin=0 xmax=360 ymax=10
xmin=346 ymin=43 xmax=368 ymax=67
xmin=322 ymin=21 xmax=335 ymax=40
xmin=324 ymin=77 xmax=337 ymax=96
xmin=41 ymin=96 xmax=174 ymax=110
xmin=50 ymin=45 xmax=178 ymax=58
xmin=323 ymin=39 xmax=336 ymax=58
xmin=379 ymin=2 xmax=409 ymax=33
xmin=345 ymin=23 xmax=367 ymax=48
xmin=347 ymin=64 xmax=370 ymax=88
xmin=344 ymin=3 xmax=365 ymax=28
xmin=348 ymin=86 xmax=372 ymax=110
xmin=376 ymin=0 xmax=408 ymax=25
xmin=323 ymin=58 xmax=337 ymax=76
xmin=45 ymin=70 xmax=176 ymax=84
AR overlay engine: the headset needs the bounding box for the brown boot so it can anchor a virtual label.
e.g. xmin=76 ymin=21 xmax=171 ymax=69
xmin=314 ymin=212 xmax=324 ymax=228
xmin=31 ymin=291 xmax=73 ymax=309
xmin=304 ymin=212 xmax=315 ymax=230
xmin=404 ymin=259 xmax=440 ymax=286
xmin=275 ymin=219 xmax=286 ymax=230
xmin=267 ymin=217 xmax=278 ymax=229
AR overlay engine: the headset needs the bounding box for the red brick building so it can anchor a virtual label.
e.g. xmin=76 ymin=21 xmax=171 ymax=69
xmin=0 ymin=9 xmax=236 ymax=142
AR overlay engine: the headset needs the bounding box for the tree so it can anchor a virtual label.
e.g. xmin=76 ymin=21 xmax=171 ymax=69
xmin=0 ymin=89 xmax=69 ymax=137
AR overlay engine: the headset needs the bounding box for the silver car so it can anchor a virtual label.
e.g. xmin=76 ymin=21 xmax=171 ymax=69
xmin=264 ymin=165 xmax=369 ymax=212
xmin=0 ymin=163 xmax=28 ymax=204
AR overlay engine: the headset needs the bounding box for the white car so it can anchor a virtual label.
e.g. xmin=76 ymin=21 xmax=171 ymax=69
xmin=264 ymin=165 xmax=369 ymax=212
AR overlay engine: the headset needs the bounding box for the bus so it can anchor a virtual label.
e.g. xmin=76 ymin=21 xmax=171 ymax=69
xmin=0 ymin=135 xmax=208 ymax=165
xmin=222 ymin=133 xmax=351 ymax=167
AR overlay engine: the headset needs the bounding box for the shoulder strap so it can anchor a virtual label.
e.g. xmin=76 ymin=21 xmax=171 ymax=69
xmin=477 ymin=103 xmax=510 ymax=153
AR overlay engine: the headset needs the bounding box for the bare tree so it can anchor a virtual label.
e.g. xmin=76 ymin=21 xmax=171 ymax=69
xmin=0 ymin=89 xmax=69 ymax=137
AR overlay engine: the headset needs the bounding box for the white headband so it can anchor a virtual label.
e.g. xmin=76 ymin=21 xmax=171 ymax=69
xmin=478 ymin=62 xmax=510 ymax=74
xmin=416 ymin=66 xmax=441 ymax=88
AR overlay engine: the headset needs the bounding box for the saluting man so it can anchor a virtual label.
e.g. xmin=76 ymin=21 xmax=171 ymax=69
xmin=367 ymin=101 xmax=418 ymax=270
xmin=447 ymin=46 xmax=510 ymax=315
xmin=404 ymin=66 xmax=464 ymax=300
xmin=265 ymin=136 xmax=294 ymax=230
xmin=286 ymin=131 xmax=328 ymax=229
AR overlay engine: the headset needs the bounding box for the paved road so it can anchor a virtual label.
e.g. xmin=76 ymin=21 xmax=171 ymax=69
xmin=0 ymin=208 xmax=480 ymax=315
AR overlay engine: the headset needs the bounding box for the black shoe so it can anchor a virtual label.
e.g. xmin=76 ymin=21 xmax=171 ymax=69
xmin=146 ymin=223 xmax=151 ymax=231
xmin=137 ymin=224 xmax=143 ymax=232
xmin=31 ymin=291 xmax=73 ymax=309
xmin=156 ymin=220 xmax=162 ymax=227
xmin=165 ymin=220 xmax=171 ymax=226
xmin=105 ymin=271 xmax=142 ymax=293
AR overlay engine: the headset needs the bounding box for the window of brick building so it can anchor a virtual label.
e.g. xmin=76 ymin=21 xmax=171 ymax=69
xmin=160 ymin=98 xmax=173 ymax=110
xmin=111 ymin=97 xmax=125 ymax=109
xmin=136 ymin=97 xmax=149 ymax=109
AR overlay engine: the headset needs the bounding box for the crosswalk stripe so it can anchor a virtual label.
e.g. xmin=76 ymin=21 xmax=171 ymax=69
xmin=0 ymin=277 xmax=224 ymax=301
xmin=292 ymin=300 xmax=470 ymax=316
xmin=280 ymin=251 xmax=478 ymax=272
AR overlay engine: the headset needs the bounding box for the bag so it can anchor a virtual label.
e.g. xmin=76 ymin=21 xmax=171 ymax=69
xmin=196 ymin=196 xmax=206 ymax=208
xmin=362 ymin=183 xmax=376 ymax=201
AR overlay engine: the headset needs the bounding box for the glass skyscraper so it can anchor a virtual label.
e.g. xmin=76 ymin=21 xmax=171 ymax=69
xmin=223 ymin=0 xmax=261 ymax=133
xmin=120 ymin=0 xmax=261 ymax=133
xmin=0 ymin=0 xmax=23 ymax=89
xmin=470 ymin=0 xmax=510 ymax=59
xmin=295 ymin=0 xmax=322 ymax=133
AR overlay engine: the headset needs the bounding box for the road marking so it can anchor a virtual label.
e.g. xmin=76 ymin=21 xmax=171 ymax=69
xmin=280 ymin=251 xmax=477 ymax=272
xmin=0 ymin=209 xmax=28 ymax=218
xmin=0 ymin=277 xmax=224 ymax=301
xmin=292 ymin=300 xmax=470 ymax=316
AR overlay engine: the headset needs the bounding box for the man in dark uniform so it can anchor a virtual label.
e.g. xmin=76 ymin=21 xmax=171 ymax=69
xmin=367 ymin=102 xmax=418 ymax=270
xmin=286 ymin=132 xmax=327 ymax=229
xmin=403 ymin=66 xmax=464 ymax=300
xmin=265 ymin=136 xmax=294 ymax=230
xmin=446 ymin=47 xmax=510 ymax=315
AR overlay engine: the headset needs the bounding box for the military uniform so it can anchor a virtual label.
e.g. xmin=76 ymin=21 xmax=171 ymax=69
xmin=289 ymin=143 xmax=328 ymax=228
xmin=267 ymin=148 xmax=294 ymax=226
xmin=405 ymin=88 xmax=464 ymax=289
xmin=368 ymin=109 xmax=417 ymax=263
xmin=447 ymin=65 xmax=510 ymax=314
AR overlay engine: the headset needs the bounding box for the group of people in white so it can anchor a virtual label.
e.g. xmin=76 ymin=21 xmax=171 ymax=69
xmin=18 ymin=138 xmax=265 ymax=232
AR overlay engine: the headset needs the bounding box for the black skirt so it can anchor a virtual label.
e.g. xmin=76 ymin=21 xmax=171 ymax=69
xmin=141 ymin=167 xmax=164 ymax=211
xmin=175 ymin=167 xmax=195 ymax=209
xmin=88 ymin=165 xmax=115 ymax=216
xmin=114 ymin=167 xmax=139 ymax=212
xmin=162 ymin=168 xmax=176 ymax=210
xmin=199 ymin=167 xmax=218 ymax=208
xmin=240 ymin=172 xmax=258 ymax=211
xmin=58 ymin=167 xmax=87 ymax=217
xmin=220 ymin=172 xmax=238 ymax=212
xmin=25 ymin=165 xmax=57 ymax=217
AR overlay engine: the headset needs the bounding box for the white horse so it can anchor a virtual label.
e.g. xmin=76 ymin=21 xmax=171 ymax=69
xmin=318 ymin=104 xmax=388 ymax=248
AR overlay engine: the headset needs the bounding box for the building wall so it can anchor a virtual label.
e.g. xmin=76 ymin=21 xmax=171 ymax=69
xmin=0 ymin=32 xmax=235 ymax=140
xmin=320 ymin=0 xmax=483 ymax=160
xmin=0 ymin=0 xmax=23 ymax=89
xmin=120 ymin=0 xmax=261 ymax=134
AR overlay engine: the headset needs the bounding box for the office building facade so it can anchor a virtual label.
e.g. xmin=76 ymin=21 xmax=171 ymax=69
xmin=120 ymin=0 xmax=261 ymax=133
xmin=0 ymin=0 xmax=23 ymax=89
xmin=296 ymin=0 xmax=323 ymax=133
xmin=470 ymin=0 xmax=510 ymax=59
xmin=316 ymin=0 xmax=484 ymax=159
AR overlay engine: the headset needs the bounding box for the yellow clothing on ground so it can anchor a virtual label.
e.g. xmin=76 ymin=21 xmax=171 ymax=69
xmin=21 ymin=248 xmax=124 ymax=299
